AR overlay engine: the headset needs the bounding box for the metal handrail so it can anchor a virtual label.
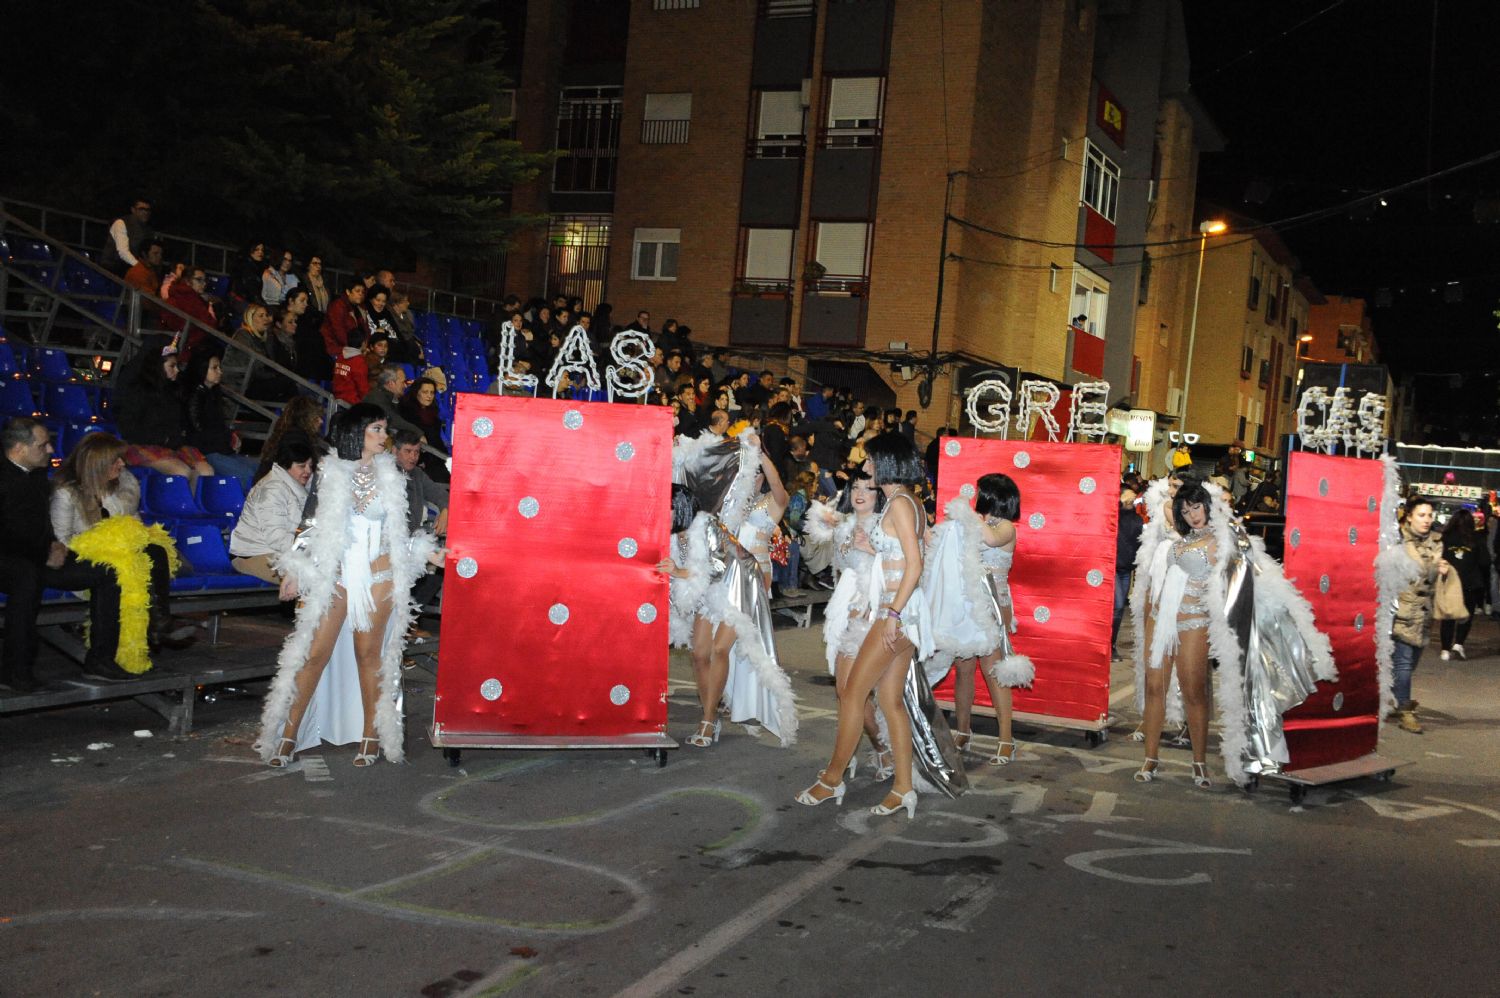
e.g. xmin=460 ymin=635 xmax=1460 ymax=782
xmin=0 ymin=195 xmax=509 ymax=320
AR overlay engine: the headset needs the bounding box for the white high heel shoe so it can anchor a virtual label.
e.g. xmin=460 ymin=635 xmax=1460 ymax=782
xmin=266 ymin=737 xmax=296 ymax=769
xmin=988 ymin=740 xmax=1018 ymax=766
xmin=687 ymin=720 xmax=721 ymax=747
xmin=353 ymin=737 xmax=380 ymax=767
xmin=1191 ymin=761 xmax=1212 ymax=789
xmin=870 ymin=789 xmax=918 ymax=819
xmin=1134 ymin=758 xmax=1159 ymax=783
xmin=795 ymin=775 xmax=846 ymax=807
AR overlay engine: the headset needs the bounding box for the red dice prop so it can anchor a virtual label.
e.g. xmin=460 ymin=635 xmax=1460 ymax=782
xmin=434 ymin=395 xmax=674 ymax=741
xmin=1281 ymin=452 xmax=1385 ymax=769
xmin=932 ymin=439 xmax=1121 ymax=726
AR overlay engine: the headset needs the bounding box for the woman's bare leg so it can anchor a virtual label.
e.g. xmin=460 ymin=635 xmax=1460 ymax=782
xmin=810 ymin=625 xmax=913 ymax=799
xmin=702 ymin=622 xmax=735 ymax=726
xmin=835 ymin=652 xmax=887 ymax=762
xmin=976 ymin=654 xmax=1016 ymax=760
xmin=872 ymin=651 xmax=915 ymax=804
xmin=690 ymin=615 xmax=716 ymax=724
xmin=350 ymin=561 xmax=397 ymax=744
xmin=952 ymin=659 xmax=977 ymax=735
xmin=279 ymin=589 xmax=349 ymax=744
xmin=1141 ymin=653 xmax=1170 ymax=770
xmin=1174 ymin=629 xmax=1211 ymax=765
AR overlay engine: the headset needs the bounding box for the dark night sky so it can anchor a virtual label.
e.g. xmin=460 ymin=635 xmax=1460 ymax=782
xmin=1182 ymin=0 xmax=1500 ymax=385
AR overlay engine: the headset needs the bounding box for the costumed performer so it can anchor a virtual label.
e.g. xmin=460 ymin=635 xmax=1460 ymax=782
xmin=50 ymin=432 xmax=197 ymax=672
xmin=797 ymin=432 xmax=935 ymax=818
xmin=802 ymin=470 xmax=893 ymax=779
xmin=667 ymin=430 xmax=798 ymax=747
xmin=256 ymin=404 xmax=442 ymax=768
xmin=1134 ymin=480 xmax=1335 ymax=787
xmin=1128 ymin=474 xmax=1185 ymax=745
xmin=924 ymin=473 xmax=1034 ymax=766
xmin=1388 ymin=495 xmax=1445 ymax=734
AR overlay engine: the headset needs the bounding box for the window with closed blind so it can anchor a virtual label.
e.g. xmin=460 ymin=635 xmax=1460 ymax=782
xmin=742 ymin=229 xmax=795 ymax=288
xmin=823 ymin=77 xmax=883 ymax=148
xmin=812 ymin=222 xmax=870 ymax=290
xmin=753 ymin=90 xmax=806 ymax=157
xmin=642 ymin=92 xmax=692 ymax=144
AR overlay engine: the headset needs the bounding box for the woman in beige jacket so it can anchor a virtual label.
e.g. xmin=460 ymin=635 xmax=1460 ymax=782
xmin=1390 ymin=497 xmax=1447 ymax=733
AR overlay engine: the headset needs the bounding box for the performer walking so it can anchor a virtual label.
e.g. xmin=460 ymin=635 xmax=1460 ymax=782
xmin=804 ymin=470 xmax=893 ymax=779
xmin=256 ymin=405 xmax=442 ymax=768
xmin=926 ymin=473 xmax=1035 ymax=766
xmin=667 ymin=432 xmax=797 ymax=747
xmin=798 ymin=432 xmax=931 ymax=818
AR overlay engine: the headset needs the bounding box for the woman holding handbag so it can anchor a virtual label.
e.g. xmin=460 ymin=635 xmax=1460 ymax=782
xmin=1437 ymin=509 xmax=1488 ymax=660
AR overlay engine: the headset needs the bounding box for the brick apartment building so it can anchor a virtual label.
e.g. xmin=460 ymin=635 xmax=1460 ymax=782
xmin=1304 ymin=294 xmax=1379 ymax=365
xmin=500 ymin=0 xmax=1222 ymax=443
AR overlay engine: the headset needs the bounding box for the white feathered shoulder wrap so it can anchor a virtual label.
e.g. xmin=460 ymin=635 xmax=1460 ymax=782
xmin=256 ymin=453 xmax=437 ymax=764
xmin=923 ymin=499 xmax=1006 ymax=680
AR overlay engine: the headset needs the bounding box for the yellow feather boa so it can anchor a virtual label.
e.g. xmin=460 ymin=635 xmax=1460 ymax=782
xmin=68 ymin=517 xmax=181 ymax=675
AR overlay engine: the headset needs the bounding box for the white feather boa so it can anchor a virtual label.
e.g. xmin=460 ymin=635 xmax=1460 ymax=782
xmin=256 ymin=454 xmax=436 ymax=764
xmin=702 ymin=553 xmax=799 ymax=746
xmin=1130 ymin=479 xmax=1184 ymax=723
xmin=923 ymin=498 xmax=1009 ymax=682
xmin=1374 ymin=453 xmax=1419 ymax=721
xmin=716 ymin=434 xmax=762 ymax=533
xmin=668 ymin=513 xmax=714 ymax=648
xmin=1200 ymin=484 xmax=1254 ymax=785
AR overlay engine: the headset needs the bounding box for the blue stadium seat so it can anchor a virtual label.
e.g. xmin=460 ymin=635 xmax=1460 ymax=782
xmin=144 ymin=473 xmax=230 ymax=526
xmin=32 ymin=348 xmax=78 ymax=383
xmin=91 ymin=300 xmax=121 ymax=326
xmin=198 ymin=476 xmax=247 ymax=518
xmin=206 ymin=274 xmax=231 ymax=298
xmin=60 ymin=259 xmax=118 ymax=298
xmin=14 ymin=238 xmax=54 ymax=263
xmin=174 ymin=522 xmax=269 ymax=589
xmin=44 ymin=383 xmax=96 ymax=421
xmin=0 ymin=340 xmax=16 ymax=376
xmin=0 ymin=375 xmax=40 ymax=417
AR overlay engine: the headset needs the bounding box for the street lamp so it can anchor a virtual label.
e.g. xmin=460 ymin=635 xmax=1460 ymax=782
xmin=1179 ymin=219 xmax=1227 ymax=447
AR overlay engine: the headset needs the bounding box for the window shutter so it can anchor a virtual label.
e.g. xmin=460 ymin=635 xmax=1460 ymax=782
xmin=744 ymin=229 xmax=794 ymax=280
xmin=815 ymin=223 xmax=869 ymax=276
xmin=758 ymin=91 xmax=804 ymax=137
xmin=827 ymin=78 xmax=880 ymax=124
xmin=643 ymin=92 xmax=692 ymax=121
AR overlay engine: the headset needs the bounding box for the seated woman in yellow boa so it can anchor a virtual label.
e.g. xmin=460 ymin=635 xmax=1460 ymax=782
xmin=50 ymin=433 xmax=196 ymax=674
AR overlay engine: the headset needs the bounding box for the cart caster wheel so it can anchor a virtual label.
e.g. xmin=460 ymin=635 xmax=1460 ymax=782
xmin=1375 ymin=769 xmax=1395 ymax=782
xmin=1085 ymin=730 xmax=1106 ymax=748
xmin=651 ymin=748 xmax=669 ymax=768
xmin=1289 ymin=785 xmax=1307 ymax=805
xmin=1243 ymin=775 xmax=1259 ymax=792
xmin=443 ymin=748 xmax=462 ymax=768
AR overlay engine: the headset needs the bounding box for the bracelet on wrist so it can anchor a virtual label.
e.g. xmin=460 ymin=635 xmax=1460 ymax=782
xmin=887 ymin=607 xmax=902 ymax=620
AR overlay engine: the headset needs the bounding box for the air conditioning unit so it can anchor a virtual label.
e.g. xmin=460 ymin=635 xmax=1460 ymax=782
xmin=1166 ymin=387 xmax=1184 ymax=417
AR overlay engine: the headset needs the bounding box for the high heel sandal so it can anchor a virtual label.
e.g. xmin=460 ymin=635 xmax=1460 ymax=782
xmin=988 ymin=740 xmax=1018 ymax=766
xmin=952 ymin=729 xmax=972 ymax=752
xmin=1191 ymin=761 xmax=1212 ymax=789
xmin=845 ymin=755 xmax=858 ymax=779
xmin=870 ymin=789 xmax=918 ymax=819
xmin=686 ymin=719 xmax=721 ymax=747
xmin=266 ymin=737 xmax=296 ymax=769
xmin=871 ymin=747 xmax=895 ymax=781
xmin=353 ymin=737 xmax=380 ymax=767
xmin=795 ymin=774 xmax=846 ymax=807
xmin=1134 ymin=758 xmax=1159 ymax=783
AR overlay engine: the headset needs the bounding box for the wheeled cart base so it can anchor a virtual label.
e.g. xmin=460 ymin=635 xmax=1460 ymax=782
xmin=428 ymin=728 xmax=679 ymax=768
xmin=934 ymin=700 xmax=1112 ymax=747
xmin=1244 ymin=752 xmax=1410 ymax=804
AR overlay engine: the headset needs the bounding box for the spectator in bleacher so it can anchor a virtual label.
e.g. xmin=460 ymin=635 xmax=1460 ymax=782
xmin=398 ymin=377 xmax=447 ymax=463
xmin=159 ymin=261 xmax=187 ymax=302
xmin=362 ymin=364 xmax=421 ymax=437
xmin=373 ymin=269 xmax=396 ymax=299
xmin=626 ymin=309 xmax=652 ymax=336
xmin=284 ymin=287 xmax=331 ymax=382
xmin=49 ymin=431 xmax=195 ymax=656
xmin=100 ymin=197 xmax=154 ymax=277
xmin=594 ymin=301 xmax=616 ymax=334
xmin=900 ymin=410 xmax=918 ymax=443
xmin=123 ymin=240 xmax=164 ymax=299
xmin=229 ymin=433 xmax=316 ymax=584
xmin=233 ymin=242 xmax=267 ymax=304
xmin=762 ymin=401 xmax=792 ymax=473
xmin=225 ymin=303 xmax=294 ymax=400
xmin=0 ymin=417 xmax=131 ymax=689
xmin=392 ymin=428 xmax=448 ymax=539
xmin=364 ymin=288 xmax=400 ymax=348
xmin=257 ymin=403 xmax=443 ymax=769
xmin=321 ymin=279 xmax=367 ymax=359
xmin=386 ymin=292 xmax=423 ymax=367
xmin=673 ymin=382 xmax=704 ymax=437
xmin=741 ymin=370 xmax=775 ymax=410
xmin=299 ymin=255 xmax=330 ymax=315
xmin=162 ymin=267 xmax=218 ymax=365
xmin=805 ymin=384 xmax=835 ymax=420
xmin=182 ymin=350 xmax=258 ymax=487
xmin=261 ymin=248 xmax=299 ymax=306
xmin=271 ymin=301 xmax=302 ymax=378
xmin=115 ymin=344 xmax=214 ymax=484
xmin=654 ymin=351 xmax=685 ymax=396
xmin=332 ymin=334 xmax=387 ymax=405
xmin=255 ymin=399 xmax=327 ymax=483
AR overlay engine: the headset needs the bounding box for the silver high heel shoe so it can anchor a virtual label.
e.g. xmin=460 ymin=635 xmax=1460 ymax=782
xmin=1191 ymin=761 xmax=1212 ymax=789
xmin=795 ymin=775 xmax=846 ymax=807
xmin=686 ymin=719 xmax=721 ymax=747
xmin=988 ymin=740 xmax=1018 ymax=766
xmin=870 ymin=789 xmax=918 ymax=819
xmin=266 ymin=737 xmax=296 ymax=769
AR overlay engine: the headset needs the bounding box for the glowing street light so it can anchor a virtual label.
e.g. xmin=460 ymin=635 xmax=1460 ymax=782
xmin=1179 ymin=219 xmax=1228 ymax=449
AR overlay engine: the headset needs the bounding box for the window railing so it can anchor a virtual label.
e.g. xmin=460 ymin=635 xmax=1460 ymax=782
xmin=734 ymin=278 xmax=794 ymax=295
xmin=748 ymin=134 xmax=807 ymax=158
xmin=805 ymin=274 xmax=868 ymax=296
xmin=820 ymin=122 xmax=881 ymax=149
xmin=654 ymin=0 xmax=699 ymax=8
xmin=641 ymin=118 xmax=691 ymax=144
xmin=759 ymin=0 xmax=815 ymax=17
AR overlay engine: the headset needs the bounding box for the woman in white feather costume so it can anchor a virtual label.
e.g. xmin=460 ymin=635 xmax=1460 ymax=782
xmin=803 ymin=470 xmax=893 ymax=779
xmin=925 ymin=473 xmax=1035 ymax=766
xmin=256 ymin=404 xmax=442 ymax=769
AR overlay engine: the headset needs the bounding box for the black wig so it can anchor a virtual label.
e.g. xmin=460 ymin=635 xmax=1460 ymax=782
xmin=863 ymin=431 xmax=926 ymax=487
xmin=974 ymin=472 xmax=1022 ymax=521
xmin=328 ymin=403 xmax=387 ymax=461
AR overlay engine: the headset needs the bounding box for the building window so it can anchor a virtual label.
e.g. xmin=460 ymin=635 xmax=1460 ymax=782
xmin=1237 ymin=415 xmax=1248 ymax=440
xmin=1240 ymin=345 xmax=1254 ymax=378
xmin=1081 ymin=141 xmax=1120 ymax=222
xmin=1297 ymin=340 xmax=1310 ymax=359
xmin=740 ymin=228 xmax=795 ymax=291
xmin=1258 ymin=358 xmax=1272 ymax=389
xmin=752 ymin=90 xmax=807 ymax=158
xmin=1247 ymin=255 xmax=1262 ymax=309
xmin=1290 ymin=316 xmax=1299 ymax=341
xmin=823 ymin=77 xmax=883 ymax=148
xmin=1137 ymin=251 xmax=1152 ymax=305
xmin=1265 ymin=281 xmax=1279 ymax=322
xmin=642 ymin=92 xmax=692 ymax=144
xmin=1070 ymin=265 xmax=1109 ymax=338
xmin=810 ymin=222 xmax=870 ymax=292
xmin=1255 ymin=423 xmax=1266 ymax=447
xmin=632 ymin=228 xmax=680 ymax=281
xmin=1282 ymin=374 xmax=1293 ymax=404
xmin=553 ymin=86 xmax=622 ymax=193
xmin=654 ymin=0 xmax=699 ymax=8
xmin=546 ymin=214 xmax=611 ymax=311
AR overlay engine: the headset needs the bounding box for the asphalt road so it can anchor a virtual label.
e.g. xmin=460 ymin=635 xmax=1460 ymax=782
xmin=3 ymin=613 xmax=1498 ymax=997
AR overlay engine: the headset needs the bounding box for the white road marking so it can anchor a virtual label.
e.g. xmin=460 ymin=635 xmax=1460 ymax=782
xmin=1457 ymin=840 xmax=1500 ymax=848
xmin=1064 ymin=831 xmax=1250 ymax=886
xmin=1109 ymin=682 xmax=1136 ymax=706
xmin=610 ymin=826 xmax=898 ymax=998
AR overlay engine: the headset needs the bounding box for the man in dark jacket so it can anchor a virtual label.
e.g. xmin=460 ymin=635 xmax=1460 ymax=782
xmin=0 ymin=418 xmax=131 ymax=690
xmin=1112 ymin=489 xmax=1145 ymax=659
